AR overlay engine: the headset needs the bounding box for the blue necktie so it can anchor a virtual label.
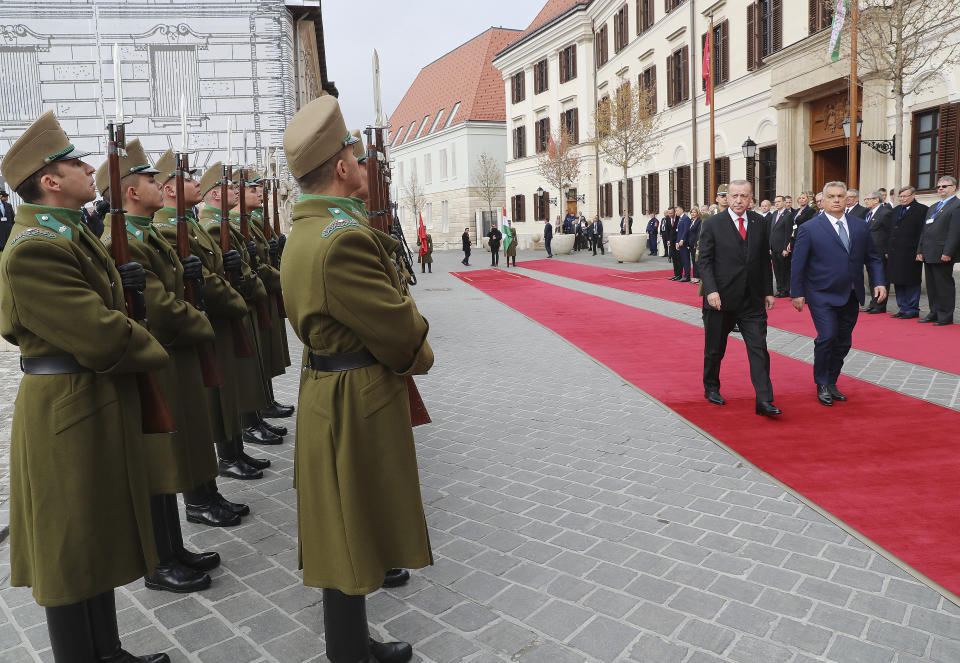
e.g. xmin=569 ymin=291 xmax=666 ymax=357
xmin=934 ymin=200 xmax=944 ymax=216
xmin=837 ymin=220 xmax=850 ymax=251
xmin=899 ymin=206 xmax=907 ymax=220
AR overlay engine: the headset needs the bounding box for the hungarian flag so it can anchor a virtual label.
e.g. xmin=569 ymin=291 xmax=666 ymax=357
xmin=703 ymin=30 xmax=712 ymax=106
xmin=417 ymin=212 xmax=428 ymax=256
xmin=829 ymin=0 xmax=849 ymax=63
xmin=501 ymin=206 xmax=513 ymax=253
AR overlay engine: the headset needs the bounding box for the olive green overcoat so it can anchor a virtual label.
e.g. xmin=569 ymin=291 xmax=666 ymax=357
xmin=0 ymin=204 xmax=168 ymax=606
xmin=418 ymin=234 xmax=433 ymax=265
xmin=103 ymin=215 xmax=217 ymax=493
xmin=280 ymin=195 xmax=434 ymax=595
xmin=154 ymin=207 xmax=249 ymax=440
xmin=248 ymin=209 xmax=292 ymax=378
xmin=200 ymin=207 xmax=269 ymax=415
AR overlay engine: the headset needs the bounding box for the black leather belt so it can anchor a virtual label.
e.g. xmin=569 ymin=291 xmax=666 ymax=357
xmin=306 ymin=348 xmax=377 ymax=372
xmin=20 ymin=355 xmax=92 ymax=375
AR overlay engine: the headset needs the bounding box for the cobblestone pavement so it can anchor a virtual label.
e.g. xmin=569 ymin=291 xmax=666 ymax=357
xmin=1 ymin=247 xmax=960 ymax=662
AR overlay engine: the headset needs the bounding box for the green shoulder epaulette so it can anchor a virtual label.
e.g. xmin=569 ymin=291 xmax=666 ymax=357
xmin=322 ymin=216 xmax=361 ymax=238
xmin=9 ymin=227 xmax=57 ymax=247
xmin=35 ymin=213 xmax=73 ymax=240
xmin=204 ymin=221 xmax=221 ymax=231
xmin=125 ymin=220 xmax=146 ymax=241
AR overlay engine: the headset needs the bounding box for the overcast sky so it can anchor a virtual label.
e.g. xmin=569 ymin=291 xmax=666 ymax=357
xmin=322 ymin=1 xmax=543 ymax=130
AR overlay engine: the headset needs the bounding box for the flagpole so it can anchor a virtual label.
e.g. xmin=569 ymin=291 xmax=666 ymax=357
xmin=709 ymin=13 xmax=716 ymax=202
xmin=848 ymin=0 xmax=859 ymax=189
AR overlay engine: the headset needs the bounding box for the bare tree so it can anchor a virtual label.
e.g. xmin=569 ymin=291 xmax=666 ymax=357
xmin=593 ymin=79 xmax=663 ymax=216
xmin=856 ymin=0 xmax=960 ymax=188
xmin=536 ymin=125 xmax=582 ymax=218
xmin=474 ymin=151 xmax=504 ymax=225
xmin=403 ymin=170 xmax=425 ymax=223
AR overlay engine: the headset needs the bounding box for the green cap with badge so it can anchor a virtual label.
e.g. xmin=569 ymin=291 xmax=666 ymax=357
xmin=197 ymin=161 xmax=227 ymax=198
xmin=95 ymin=138 xmax=160 ymax=196
xmin=717 ymin=184 xmax=728 ymax=195
xmin=154 ymin=149 xmax=198 ymax=185
xmin=1 ymin=110 xmax=93 ymax=192
xmin=282 ymin=95 xmax=359 ymax=179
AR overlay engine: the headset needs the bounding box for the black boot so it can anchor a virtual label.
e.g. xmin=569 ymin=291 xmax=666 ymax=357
xmin=242 ymin=411 xmax=282 ymax=445
xmin=144 ymin=495 xmax=211 ymax=593
xmin=218 ymin=436 xmax=265 ymax=479
xmin=240 ymin=451 xmax=271 ymax=470
xmin=166 ymin=494 xmax=220 ymax=572
xmin=261 ymin=399 xmax=295 ymax=419
xmin=369 ymin=638 xmax=412 ymax=663
xmin=184 ymin=482 xmax=241 ymax=527
xmin=204 ymin=479 xmax=251 ymax=516
xmin=87 ymin=590 xmax=171 ymax=662
xmin=382 ymin=568 xmax=410 ymax=588
xmin=256 ymin=411 xmax=287 ymax=436
xmin=322 ymin=589 xmax=378 ymax=663
xmin=45 ymin=601 xmax=96 ymax=663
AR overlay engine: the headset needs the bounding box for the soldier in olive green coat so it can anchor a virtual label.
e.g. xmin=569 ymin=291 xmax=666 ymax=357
xmin=97 ymin=139 xmax=220 ymax=595
xmin=0 ymin=112 xmax=171 ymax=662
xmin=154 ymin=151 xmax=268 ymax=513
xmin=282 ymin=95 xmax=431 ymax=663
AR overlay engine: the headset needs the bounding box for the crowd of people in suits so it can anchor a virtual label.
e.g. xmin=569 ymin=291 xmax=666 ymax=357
xmin=554 ymin=211 xmax=606 ymax=255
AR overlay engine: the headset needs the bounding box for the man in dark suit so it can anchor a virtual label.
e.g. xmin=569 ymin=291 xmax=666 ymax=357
xmin=674 ymin=206 xmax=691 ymax=281
xmin=698 ymin=180 xmax=780 ymax=416
xmin=887 ymin=186 xmax=927 ymax=319
xmin=0 ymin=190 xmax=14 ymax=251
xmin=461 ymin=227 xmax=471 ymax=265
xmin=844 ymin=189 xmax=868 ymax=220
xmin=592 ymin=215 xmax=605 ymax=255
xmin=791 ymin=182 xmax=885 ymax=405
xmin=487 ymin=224 xmax=502 ymax=266
xmin=769 ymin=195 xmax=794 ymax=297
xmin=916 ymin=175 xmax=960 ymax=325
xmin=661 ymin=207 xmax=674 ymax=258
xmin=543 ymin=218 xmax=553 ymax=258
xmin=645 ymin=213 xmax=659 ymax=255
xmin=861 ymin=190 xmax=893 ymax=313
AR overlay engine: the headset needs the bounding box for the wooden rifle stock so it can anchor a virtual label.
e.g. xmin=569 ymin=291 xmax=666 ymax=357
xmin=107 ymin=123 xmax=176 ymax=434
xmin=238 ymin=168 xmax=273 ymax=330
xmin=175 ymin=153 xmax=224 ymax=386
xmin=270 ymin=179 xmax=287 ymax=317
xmin=220 ymin=164 xmax=255 ymax=358
xmin=262 ymin=179 xmax=287 ymax=320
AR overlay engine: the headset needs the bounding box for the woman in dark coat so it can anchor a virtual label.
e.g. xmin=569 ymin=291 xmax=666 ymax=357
xmin=687 ymin=206 xmax=702 ymax=283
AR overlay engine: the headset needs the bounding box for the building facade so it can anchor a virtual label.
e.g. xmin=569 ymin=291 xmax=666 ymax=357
xmin=0 ymin=0 xmax=334 ymax=213
xmin=494 ymin=0 xmax=960 ymax=245
xmin=388 ymin=27 xmax=519 ymax=249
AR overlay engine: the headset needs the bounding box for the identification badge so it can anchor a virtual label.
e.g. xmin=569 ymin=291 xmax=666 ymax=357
xmin=926 ymin=218 xmax=935 ymax=224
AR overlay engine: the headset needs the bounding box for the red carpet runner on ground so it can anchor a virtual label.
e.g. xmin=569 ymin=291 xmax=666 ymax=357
xmin=520 ymin=259 xmax=960 ymax=375
xmin=452 ymin=268 xmax=960 ymax=598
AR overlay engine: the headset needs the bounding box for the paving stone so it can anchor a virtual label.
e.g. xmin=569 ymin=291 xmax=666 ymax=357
xmin=568 ymin=615 xmax=638 ymax=662
xmin=172 ymin=616 xmax=232 ymax=652
xmin=771 ymin=617 xmax=832 ymax=655
xmin=526 ymin=600 xmax=593 ymax=641
xmin=715 ymin=601 xmax=777 ymax=637
xmin=676 ymin=619 xmax=736 ymax=654
xmin=825 ymin=634 xmax=895 ymax=663
xmin=196 ymin=636 xmax=260 ymax=663
xmin=627 ymin=633 xmax=689 ymax=663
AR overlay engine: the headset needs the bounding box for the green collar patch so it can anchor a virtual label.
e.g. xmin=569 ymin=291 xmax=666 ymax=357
xmin=328 ymin=207 xmax=357 ymax=222
xmin=125 ymin=220 xmax=146 ymax=240
xmin=35 ymin=213 xmax=75 ymax=240
xmin=9 ymin=227 xmax=57 ymax=247
xmin=321 ymin=217 xmax=361 ymax=238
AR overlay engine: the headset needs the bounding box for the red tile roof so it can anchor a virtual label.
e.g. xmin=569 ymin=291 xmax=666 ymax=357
xmin=388 ymin=27 xmax=521 ymax=146
xmin=495 ymin=0 xmax=592 ymax=60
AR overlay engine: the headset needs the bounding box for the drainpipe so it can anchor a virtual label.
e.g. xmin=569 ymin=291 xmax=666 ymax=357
xmin=689 ymin=0 xmax=698 ymax=204
xmin=591 ymin=18 xmax=600 ymax=216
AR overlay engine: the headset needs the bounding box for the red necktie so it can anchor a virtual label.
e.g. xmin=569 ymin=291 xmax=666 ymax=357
xmin=738 ymin=217 xmax=747 ymax=240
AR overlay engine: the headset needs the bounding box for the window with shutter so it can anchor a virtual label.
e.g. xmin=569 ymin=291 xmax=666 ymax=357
xmin=936 ymin=103 xmax=960 ymax=184
xmin=637 ymin=0 xmax=655 ymax=33
xmin=607 ymin=183 xmax=615 ymax=217
xmin=627 ymin=179 xmax=634 ymax=216
xmin=520 ymin=195 xmax=526 ymax=222
xmin=809 ymin=0 xmax=833 ymax=33
xmin=720 ymin=156 xmax=730 ymax=187
xmin=759 ymin=146 xmax=777 ymax=202
xmin=747 ymin=2 xmax=757 ymax=71
xmin=669 ymin=169 xmax=676 ymax=207
xmin=641 ymin=175 xmax=648 ymax=214
xmin=680 ymin=46 xmax=689 ymax=102
xmin=650 ymin=172 xmax=660 ymax=212
xmin=746 ymin=155 xmax=756 ymax=192
xmin=666 ymin=53 xmax=675 ymax=106
xmin=599 ymin=184 xmax=606 ymax=218
xmin=677 ymin=165 xmax=691 ymax=210
xmin=703 ymin=161 xmax=710 ymax=203
xmin=618 ymin=181 xmax=624 ymax=216
xmin=719 ymin=21 xmax=729 ymax=83
xmin=772 ymin=0 xmax=782 ymax=52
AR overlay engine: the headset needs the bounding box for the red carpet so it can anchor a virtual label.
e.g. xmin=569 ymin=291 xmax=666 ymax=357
xmin=453 ymin=268 xmax=960 ymax=598
xmin=520 ymin=259 xmax=960 ymax=375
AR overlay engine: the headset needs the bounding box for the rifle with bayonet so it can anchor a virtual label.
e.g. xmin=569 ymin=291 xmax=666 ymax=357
xmin=362 ymin=126 xmax=430 ymax=426
xmin=237 ymin=167 xmax=273 ymax=330
xmin=218 ymin=163 xmax=255 ymax=357
xmin=106 ymin=119 xmax=177 ymax=433
xmin=261 ymin=172 xmax=287 ymax=319
xmin=174 ymin=150 xmax=225 ymax=386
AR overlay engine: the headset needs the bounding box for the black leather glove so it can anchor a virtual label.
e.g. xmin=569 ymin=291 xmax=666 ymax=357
xmin=180 ymin=254 xmax=202 ymax=282
xmin=246 ymin=240 xmax=259 ymax=268
xmin=118 ymin=261 xmax=146 ymax=293
xmin=278 ymin=233 xmax=286 ymax=252
xmin=222 ymin=249 xmax=242 ymax=278
xmin=268 ymin=238 xmax=279 ymax=257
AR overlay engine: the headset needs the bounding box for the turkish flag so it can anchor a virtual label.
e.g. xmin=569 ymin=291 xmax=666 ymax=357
xmin=703 ymin=31 xmax=712 ymax=106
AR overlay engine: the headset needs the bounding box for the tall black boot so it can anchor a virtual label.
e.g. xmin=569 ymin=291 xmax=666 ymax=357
xmin=86 ymin=590 xmax=171 ymax=663
xmin=218 ymin=436 xmax=264 ymax=479
xmin=322 ymin=589 xmax=375 ymax=663
xmin=184 ymin=482 xmax=240 ymax=527
xmin=241 ymin=411 xmax=282 ymax=445
xmin=261 ymin=379 xmax=295 ymax=418
xmin=144 ymin=495 xmax=211 ymax=593
xmin=166 ymin=494 xmax=220 ymax=572
xmin=45 ymin=601 xmax=96 ymax=663
xmin=203 ymin=479 xmax=251 ymax=516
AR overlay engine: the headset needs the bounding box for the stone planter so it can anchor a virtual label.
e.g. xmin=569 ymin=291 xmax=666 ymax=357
xmin=609 ymin=233 xmax=646 ymax=262
xmin=531 ymin=234 xmax=543 ymax=249
xmin=551 ymin=233 xmax=575 ymax=255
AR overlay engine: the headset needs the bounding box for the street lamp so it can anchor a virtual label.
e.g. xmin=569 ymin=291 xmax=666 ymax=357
xmin=741 ymin=137 xmax=757 ymax=160
xmin=842 ymin=116 xmax=895 ymax=158
xmin=535 ymin=186 xmax=557 ymax=205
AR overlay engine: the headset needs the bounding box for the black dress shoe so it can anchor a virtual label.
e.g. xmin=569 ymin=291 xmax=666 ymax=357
xmin=144 ymin=562 xmax=211 ymax=593
xmin=257 ymin=416 xmax=287 ymax=436
xmin=704 ymin=391 xmax=725 ymax=406
xmin=899 ymin=313 xmax=919 ymax=319
xmin=240 ymin=452 xmax=271 ymax=470
xmin=817 ymin=385 xmax=833 ymax=406
xmin=185 ymin=501 xmax=241 ymax=527
xmin=382 ymin=568 xmax=410 ymax=588
xmin=755 ymin=401 xmax=782 ymax=416
xmin=867 ymin=308 xmax=886 ymax=314
xmin=679 ymin=277 xmax=691 ymax=282
xmin=218 ymin=457 xmax=264 ymax=480
xmin=369 ymin=638 xmax=412 ymax=663
xmin=213 ymin=491 xmax=250 ymax=516
xmin=890 ymin=312 xmax=904 ymax=318
xmin=260 ymin=401 xmax=295 ymax=419
xmin=934 ymin=320 xmax=953 ymax=326
xmin=859 ymin=306 xmax=872 ymax=313
xmin=919 ymin=316 xmax=936 ymax=323
xmin=176 ymin=548 xmax=221 ymax=572
xmin=242 ymin=425 xmax=282 ymax=445
xmin=827 ymin=384 xmax=847 ymax=401
xmin=102 ymin=652 xmax=171 ymax=663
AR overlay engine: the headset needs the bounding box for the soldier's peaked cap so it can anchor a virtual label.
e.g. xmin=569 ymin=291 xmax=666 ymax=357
xmin=1 ymin=110 xmax=93 ymax=191
xmin=154 ymin=149 xmax=198 ymax=185
xmin=198 ymin=162 xmax=227 ymax=198
xmin=95 ymin=138 xmax=160 ymax=195
xmin=282 ymin=95 xmax=359 ymax=179
xmin=351 ymin=129 xmax=366 ymax=163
